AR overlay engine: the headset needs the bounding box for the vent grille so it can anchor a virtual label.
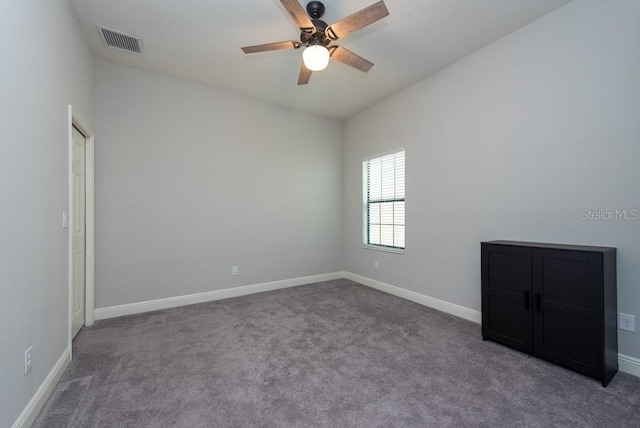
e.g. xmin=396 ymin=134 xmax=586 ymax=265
xmin=98 ymin=26 xmax=143 ymax=55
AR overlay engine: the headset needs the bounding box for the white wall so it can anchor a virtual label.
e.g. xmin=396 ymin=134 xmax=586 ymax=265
xmin=0 ymin=0 xmax=93 ymax=426
xmin=93 ymin=59 xmax=344 ymax=308
xmin=344 ymin=0 xmax=640 ymax=359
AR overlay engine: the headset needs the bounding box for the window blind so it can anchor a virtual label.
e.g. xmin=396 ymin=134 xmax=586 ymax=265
xmin=364 ymin=150 xmax=405 ymax=250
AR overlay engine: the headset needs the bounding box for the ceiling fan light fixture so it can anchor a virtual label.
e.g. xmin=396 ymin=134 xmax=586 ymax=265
xmin=240 ymin=1 xmax=389 ymax=84
xmin=303 ymin=45 xmax=330 ymax=71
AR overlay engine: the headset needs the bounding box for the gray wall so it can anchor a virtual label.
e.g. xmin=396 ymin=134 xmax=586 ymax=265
xmin=343 ymin=0 xmax=640 ymax=358
xmin=0 ymin=0 xmax=93 ymax=426
xmin=93 ymin=59 xmax=344 ymax=308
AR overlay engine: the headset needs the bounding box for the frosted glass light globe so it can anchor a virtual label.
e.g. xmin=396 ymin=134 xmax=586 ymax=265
xmin=303 ymin=45 xmax=330 ymax=71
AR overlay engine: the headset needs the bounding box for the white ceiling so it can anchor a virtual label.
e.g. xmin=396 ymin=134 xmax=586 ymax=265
xmin=69 ymin=0 xmax=571 ymax=120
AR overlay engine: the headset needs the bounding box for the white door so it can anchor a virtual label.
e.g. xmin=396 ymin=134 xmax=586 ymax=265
xmin=71 ymin=126 xmax=86 ymax=338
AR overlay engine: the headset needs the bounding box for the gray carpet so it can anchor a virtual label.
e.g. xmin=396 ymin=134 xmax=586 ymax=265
xmin=34 ymin=279 xmax=640 ymax=427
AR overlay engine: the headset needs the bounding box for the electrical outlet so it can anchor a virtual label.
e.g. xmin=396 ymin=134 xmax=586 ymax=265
xmin=374 ymin=260 xmax=379 ymax=269
xmin=24 ymin=347 xmax=33 ymax=375
xmin=232 ymin=266 xmax=239 ymax=276
xmin=619 ymin=313 xmax=636 ymax=332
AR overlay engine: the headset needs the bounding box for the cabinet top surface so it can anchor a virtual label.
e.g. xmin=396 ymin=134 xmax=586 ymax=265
xmin=482 ymin=240 xmax=616 ymax=253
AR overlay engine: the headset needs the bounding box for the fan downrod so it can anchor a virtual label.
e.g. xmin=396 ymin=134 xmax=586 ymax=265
xmin=306 ymin=1 xmax=325 ymax=19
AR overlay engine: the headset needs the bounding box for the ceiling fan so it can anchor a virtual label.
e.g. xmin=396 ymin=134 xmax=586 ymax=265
xmin=241 ymin=0 xmax=389 ymax=85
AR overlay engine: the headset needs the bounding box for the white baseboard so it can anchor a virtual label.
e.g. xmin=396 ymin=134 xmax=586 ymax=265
xmin=95 ymin=272 xmax=344 ymax=320
xmin=345 ymin=272 xmax=482 ymax=324
xmin=619 ymin=353 xmax=640 ymax=377
xmin=94 ymin=270 xmax=639 ymax=379
xmin=11 ymin=346 xmax=71 ymax=428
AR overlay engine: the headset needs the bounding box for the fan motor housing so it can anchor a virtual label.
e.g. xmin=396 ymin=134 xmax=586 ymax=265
xmin=301 ymin=19 xmax=330 ymax=46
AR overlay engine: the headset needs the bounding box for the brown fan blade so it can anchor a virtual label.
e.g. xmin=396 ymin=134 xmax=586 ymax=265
xmin=297 ymin=62 xmax=312 ymax=85
xmin=241 ymin=41 xmax=301 ymax=54
xmin=329 ymin=45 xmax=374 ymax=73
xmin=280 ymin=0 xmax=316 ymax=34
xmin=325 ymin=1 xmax=389 ymax=41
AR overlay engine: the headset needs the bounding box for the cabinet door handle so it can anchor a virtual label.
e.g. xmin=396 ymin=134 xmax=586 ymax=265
xmin=524 ymin=291 xmax=530 ymax=310
xmin=535 ymin=293 xmax=541 ymax=313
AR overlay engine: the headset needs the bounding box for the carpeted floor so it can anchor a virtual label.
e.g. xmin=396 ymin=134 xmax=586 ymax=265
xmin=34 ymin=279 xmax=640 ymax=427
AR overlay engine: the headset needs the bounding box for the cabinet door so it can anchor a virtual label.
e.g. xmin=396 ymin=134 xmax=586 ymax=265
xmin=532 ymin=249 xmax=603 ymax=379
xmin=482 ymin=244 xmax=532 ymax=353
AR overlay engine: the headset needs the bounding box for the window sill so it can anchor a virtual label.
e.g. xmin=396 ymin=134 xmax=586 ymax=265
xmin=362 ymin=244 xmax=405 ymax=255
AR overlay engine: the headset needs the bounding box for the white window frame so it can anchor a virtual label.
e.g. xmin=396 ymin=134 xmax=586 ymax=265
xmin=362 ymin=148 xmax=405 ymax=254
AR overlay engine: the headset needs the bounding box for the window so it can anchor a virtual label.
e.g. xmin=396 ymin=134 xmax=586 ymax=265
xmin=363 ymin=149 xmax=405 ymax=252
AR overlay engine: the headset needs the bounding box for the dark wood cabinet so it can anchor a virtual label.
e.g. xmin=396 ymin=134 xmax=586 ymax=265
xmin=481 ymin=240 xmax=617 ymax=386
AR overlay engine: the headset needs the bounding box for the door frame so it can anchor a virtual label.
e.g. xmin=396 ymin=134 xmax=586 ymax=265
xmin=67 ymin=105 xmax=95 ymax=352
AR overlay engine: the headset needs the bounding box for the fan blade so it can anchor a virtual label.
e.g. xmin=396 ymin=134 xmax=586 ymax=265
xmin=329 ymin=45 xmax=374 ymax=73
xmin=325 ymin=1 xmax=389 ymax=41
xmin=241 ymin=41 xmax=301 ymax=54
xmin=280 ymin=0 xmax=316 ymax=34
xmin=298 ymin=62 xmax=312 ymax=85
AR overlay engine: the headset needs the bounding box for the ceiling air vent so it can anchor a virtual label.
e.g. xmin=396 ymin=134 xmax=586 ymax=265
xmin=98 ymin=26 xmax=143 ymax=55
